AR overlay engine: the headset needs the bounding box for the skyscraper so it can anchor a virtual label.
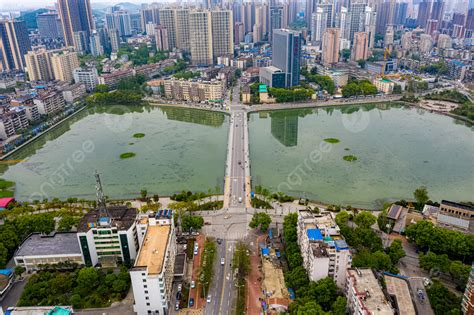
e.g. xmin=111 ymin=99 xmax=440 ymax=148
xmin=269 ymin=6 xmax=283 ymax=40
xmin=105 ymin=11 xmax=132 ymax=38
xmin=272 ymin=29 xmax=302 ymax=87
xmin=140 ymin=5 xmax=160 ymax=32
xmin=430 ymin=0 xmax=445 ymax=25
xmin=37 ymin=13 xmax=64 ymax=39
xmin=417 ymin=0 xmax=432 ymax=28
xmin=351 ymin=32 xmax=369 ymax=61
xmin=376 ymin=0 xmax=396 ymax=34
xmin=235 ymin=22 xmax=245 ymax=44
xmin=189 ymin=11 xmax=213 ymax=65
xmin=211 ymin=10 xmax=234 ymax=61
xmin=311 ymin=8 xmax=327 ymax=42
xmin=51 ymin=49 xmax=80 ymax=82
xmin=175 ymin=9 xmax=191 ymax=51
xmin=158 ymin=9 xmax=177 ymax=50
xmin=322 ymin=28 xmax=341 ymax=66
xmin=89 ymin=30 xmax=104 ymax=56
xmin=57 ymin=0 xmax=94 ymax=47
xmin=108 ymin=28 xmax=120 ymax=52
xmin=348 ymin=1 xmax=367 ymax=42
xmin=0 ymin=19 xmax=32 ymax=71
xmin=24 ymin=48 xmax=54 ymax=81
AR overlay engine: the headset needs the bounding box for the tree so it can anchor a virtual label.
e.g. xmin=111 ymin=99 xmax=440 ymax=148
xmin=335 ymin=211 xmax=350 ymax=226
xmin=285 ymin=265 xmax=310 ymax=291
xmin=341 ymin=49 xmax=351 ymax=61
xmin=249 ymin=212 xmax=272 ymax=232
xmin=413 ymin=186 xmax=429 ymax=207
xmin=94 ymin=84 xmax=108 ymax=93
xmin=331 ymin=296 xmax=347 ymax=315
xmin=181 ymin=215 xmax=204 ymax=231
xmin=426 ymin=280 xmax=462 ymax=315
xmin=393 ymin=84 xmax=402 ymax=94
xmin=14 ymin=265 xmax=25 ymax=278
xmin=354 ymin=211 xmax=377 ymax=229
xmin=140 ymin=189 xmax=148 ymax=200
xmin=357 ymin=59 xmax=366 ymax=68
xmin=386 ymin=239 xmax=405 ymax=264
xmin=76 ymin=267 xmax=100 ymax=290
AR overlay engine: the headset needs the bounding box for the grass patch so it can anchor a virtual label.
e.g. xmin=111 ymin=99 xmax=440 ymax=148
xmin=324 ymin=138 xmax=340 ymax=144
xmin=0 ymin=179 xmax=14 ymax=189
xmin=251 ymin=198 xmax=273 ymax=209
xmin=344 ymin=148 xmax=350 ymax=151
xmin=133 ymin=133 xmax=145 ymax=138
xmin=0 ymin=190 xmax=14 ymax=198
xmin=120 ymin=152 xmax=136 ymax=159
xmin=343 ymin=155 xmax=358 ymax=162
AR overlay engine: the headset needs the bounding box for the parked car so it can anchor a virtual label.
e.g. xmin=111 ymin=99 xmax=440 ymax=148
xmin=190 ymin=280 xmax=195 ymax=289
xmin=177 ymin=283 xmax=182 ymax=292
xmin=175 ymin=301 xmax=180 ymax=311
xmin=207 ymin=295 xmax=212 ymax=303
xmin=221 ymin=258 xmax=225 ymax=265
xmin=216 ymin=238 xmax=222 ymax=245
xmin=189 ymin=298 xmax=194 ymax=307
xmin=417 ymin=289 xmax=425 ymax=303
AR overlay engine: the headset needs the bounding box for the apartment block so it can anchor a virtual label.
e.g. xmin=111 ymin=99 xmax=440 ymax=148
xmin=33 ymin=90 xmax=65 ymax=115
xmin=59 ymin=82 xmax=86 ymax=103
xmin=51 ymin=50 xmax=80 ymax=82
xmin=462 ymin=263 xmax=474 ymax=314
xmin=346 ymin=268 xmax=394 ymax=314
xmin=98 ymin=69 xmax=134 ymax=87
xmin=131 ymin=212 xmax=176 ymax=315
xmin=163 ymin=78 xmax=224 ymax=102
xmin=297 ymin=210 xmax=351 ymax=288
xmin=77 ymin=205 xmax=139 ymax=267
xmin=24 ymin=48 xmax=54 ymax=82
xmin=73 ymin=67 xmax=99 ymax=92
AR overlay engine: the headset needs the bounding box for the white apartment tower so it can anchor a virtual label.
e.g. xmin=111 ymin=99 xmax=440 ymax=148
xmin=131 ymin=212 xmax=176 ymax=315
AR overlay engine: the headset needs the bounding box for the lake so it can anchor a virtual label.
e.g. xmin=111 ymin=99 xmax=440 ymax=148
xmin=249 ymin=104 xmax=474 ymax=209
xmin=1 ymin=105 xmax=229 ymax=201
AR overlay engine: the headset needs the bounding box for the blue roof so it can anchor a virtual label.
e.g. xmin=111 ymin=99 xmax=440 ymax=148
xmin=307 ymin=229 xmax=323 ymax=241
xmin=450 ymin=60 xmax=468 ymax=67
xmin=269 ymin=229 xmax=273 ymax=238
xmin=0 ymin=269 xmax=13 ymax=276
xmin=261 ymin=248 xmax=270 ymax=255
xmin=335 ymin=240 xmax=349 ymax=251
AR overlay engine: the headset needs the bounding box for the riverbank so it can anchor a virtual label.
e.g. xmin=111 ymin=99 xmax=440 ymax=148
xmin=0 ymin=105 xmax=88 ymax=161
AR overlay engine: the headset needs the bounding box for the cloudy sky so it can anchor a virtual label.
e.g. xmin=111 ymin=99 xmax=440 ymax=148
xmin=0 ymin=0 xmax=170 ymax=11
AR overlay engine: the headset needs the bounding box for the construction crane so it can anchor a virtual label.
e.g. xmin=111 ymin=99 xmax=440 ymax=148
xmin=381 ymin=47 xmax=391 ymax=77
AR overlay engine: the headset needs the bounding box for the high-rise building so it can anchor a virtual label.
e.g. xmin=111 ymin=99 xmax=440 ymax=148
xmin=89 ymin=30 xmax=104 ymax=57
xmin=348 ymin=1 xmax=367 ymax=42
xmin=322 ymin=28 xmax=341 ymax=66
xmin=351 ymin=32 xmax=369 ymax=61
xmin=73 ymin=30 xmax=88 ymax=54
xmin=108 ymin=28 xmax=120 ymax=52
xmin=145 ymin=22 xmax=156 ymax=36
xmin=426 ymin=19 xmax=438 ymax=35
xmin=57 ymin=0 xmax=94 ymax=47
xmin=0 ymin=19 xmax=32 ymax=71
xmin=24 ymin=48 xmax=54 ymax=82
xmin=51 ymin=49 xmax=80 ymax=82
xmin=139 ymin=6 xmax=160 ymax=32
xmin=272 ymin=29 xmax=302 ymax=87
xmin=36 ymin=13 xmax=63 ymax=39
xmin=269 ymin=6 xmax=283 ymax=40
xmin=311 ymin=7 xmax=327 ymax=42
xmin=159 ymin=9 xmax=177 ymax=50
xmin=175 ymin=9 xmax=191 ymax=51
xmin=437 ymin=34 xmax=452 ymax=49
xmin=419 ymin=34 xmax=433 ymax=53
xmin=105 ymin=11 xmax=132 ymax=38
xmin=376 ymin=0 xmax=396 ymax=34
xmin=467 ymin=0 xmax=474 ymax=31
xmin=306 ymin=0 xmax=316 ymax=30
xmin=288 ymin=0 xmax=298 ymax=26
xmin=384 ymin=25 xmax=394 ymax=47
xmin=189 ymin=11 xmax=213 ymax=65
xmin=417 ymin=0 xmax=432 ymax=28
xmin=394 ymin=2 xmax=408 ymax=25
xmin=364 ymin=6 xmax=376 ymax=49
xmin=73 ymin=67 xmax=99 ymax=91
xmin=235 ymin=22 xmax=245 ymax=44
xmin=430 ymin=0 xmax=445 ymax=26
xmin=211 ymin=10 xmax=234 ymax=61
xmin=155 ymin=25 xmax=169 ymax=51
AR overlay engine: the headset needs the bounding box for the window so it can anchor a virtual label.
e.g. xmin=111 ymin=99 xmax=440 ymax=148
xmin=145 ymin=290 xmax=148 ymax=294
xmin=146 ymin=302 xmax=150 ymax=306
xmin=144 ymin=285 xmax=147 ymax=288
xmin=145 ymin=297 xmax=149 ymax=300
xmin=143 ymin=279 xmax=146 ymax=283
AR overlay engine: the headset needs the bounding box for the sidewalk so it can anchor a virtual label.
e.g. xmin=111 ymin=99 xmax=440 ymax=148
xmin=246 ymin=234 xmax=265 ymax=314
xmin=189 ymin=235 xmax=205 ymax=310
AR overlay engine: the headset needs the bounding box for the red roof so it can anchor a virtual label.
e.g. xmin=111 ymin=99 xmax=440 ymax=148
xmin=0 ymin=197 xmax=14 ymax=208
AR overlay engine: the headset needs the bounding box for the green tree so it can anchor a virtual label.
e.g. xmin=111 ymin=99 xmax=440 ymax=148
xmin=357 ymin=59 xmax=366 ymax=68
xmin=393 ymin=84 xmax=402 ymax=94
xmin=354 ymin=211 xmax=377 ymax=229
xmin=140 ymin=189 xmax=148 ymax=199
xmin=331 ymin=296 xmax=347 ymax=315
xmin=427 ymin=280 xmax=462 ymax=315
xmin=14 ymin=265 xmax=25 ymax=278
xmin=341 ymin=49 xmax=351 ymax=61
xmin=181 ymin=215 xmax=204 ymax=231
xmin=249 ymin=212 xmax=272 ymax=232
xmin=94 ymin=84 xmax=108 ymax=93
xmin=335 ymin=211 xmax=350 ymax=226
xmin=413 ymin=186 xmax=429 ymax=207
xmin=77 ymin=267 xmax=100 ymax=290
xmin=386 ymin=239 xmax=405 ymax=264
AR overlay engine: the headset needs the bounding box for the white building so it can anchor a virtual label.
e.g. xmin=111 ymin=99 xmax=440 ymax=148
xmin=346 ymin=268 xmax=394 ymax=314
xmin=76 ymin=205 xmax=139 ymax=267
xmin=73 ymin=67 xmax=99 ymax=92
xmin=14 ymin=232 xmax=84 ymax=272
xmin=297 ymin=210 xmax=351 ymax=288
xmin=131 ymin=211 xmax=176 ymax=315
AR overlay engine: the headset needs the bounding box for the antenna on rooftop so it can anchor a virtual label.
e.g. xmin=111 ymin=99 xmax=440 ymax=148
xmin=95 ymin=171 xmax=110 ymax=222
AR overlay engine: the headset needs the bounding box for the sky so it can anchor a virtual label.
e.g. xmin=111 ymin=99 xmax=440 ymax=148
xmin=0 ymin=0 xmax=168 ymax=11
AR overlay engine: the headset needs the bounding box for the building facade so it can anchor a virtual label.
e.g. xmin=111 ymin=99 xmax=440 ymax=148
xmin=272 ymin=29 xmax=302 ymax=88
xmin=51 ymin=50 xmax=80 ymax=82
xmin=322 ymin=28 xmax=340 ymax=66
xmin=0 ymin=19 xmax=32 ymax=71
xmin=73 ymin=67 xmax=99 ymax=91
xmin=437 ymin=200 xmax=474 ymax=234
xmin=57 ymin=0 xmax=94 ymax=47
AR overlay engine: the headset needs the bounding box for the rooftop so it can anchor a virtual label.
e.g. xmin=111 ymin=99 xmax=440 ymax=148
xmin=347 ymin=269 xmax=393 ymax=314
xmin=5 ymin=306 xmax=73 ymax=315
xmin=384 ymin=275 xmax=416 ymax=315
xmin=134 ymin=224 xmax=170 ymax=275
xmin=15 ymin=232 xmax=81 ymax=257
xmin=441 ymin=200 xmax=474 ymax=212
xmin=77 ymin=205 xmax=137 ymax=232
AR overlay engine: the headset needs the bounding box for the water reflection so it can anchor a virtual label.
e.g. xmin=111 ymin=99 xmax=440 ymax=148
xmin=160 ymin=106 xmax=226 ymax=127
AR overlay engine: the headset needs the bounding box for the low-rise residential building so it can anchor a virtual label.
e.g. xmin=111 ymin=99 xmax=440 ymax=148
xmin=163 ymin=78 xmax=225 ymax=102
xmin=14 ymin=232 xmax=84 ymax=272
xmin=0 ymin=74 xmax=17 ymax=89
xmin=134 ymin=60 xmax=174 ymax=79
xmin=73 ymin=67 xmax=99 ymax=92
xmin=77 ymin=205 xmax=139 ymax=267
xmin=437 ymin=200 xmax=474 ymax=234
xmin=346 ymin=268 xmax=394 ymax=314
xmin=59 ymin=83 xmax=86 ymax=103
xmin=0 ymin=107 xmax=29 ymax=140
xmin=0 ymin=117 xmax=15 ymax=140
xmin=131 ymin=212 xmax=176 ymax=315
xmin=259 ymin=66 xmax=286 ymax=88
xmin=33 ymin=90 xmax=65 ymax=115
xmin=297 ymin=210 xmax=351 ymax=288
xmin=314 ymin=65 xmax=349 ymax=87
xmin=98 ymin=69 xmax=134 ymax=87
xmin=373 ymin=78 xmax=395 ymax=94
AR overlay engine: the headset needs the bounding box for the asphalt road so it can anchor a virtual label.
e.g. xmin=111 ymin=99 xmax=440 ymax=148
xmin=228 ymin=111 xmax=247 ymax=208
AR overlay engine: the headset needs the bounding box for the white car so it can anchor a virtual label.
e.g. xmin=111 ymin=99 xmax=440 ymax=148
xmin=221 ymin=258 xmax=225 ymax=265
xmin=238 ymin=197 xmax=242 ymax=203
xmin=190 ymin=280 xmax=195 ymax=289
xmin=206 ymin=295 xmax=212 ymax=303
xmin=177 ymin=283 xmax=182 ymax=292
